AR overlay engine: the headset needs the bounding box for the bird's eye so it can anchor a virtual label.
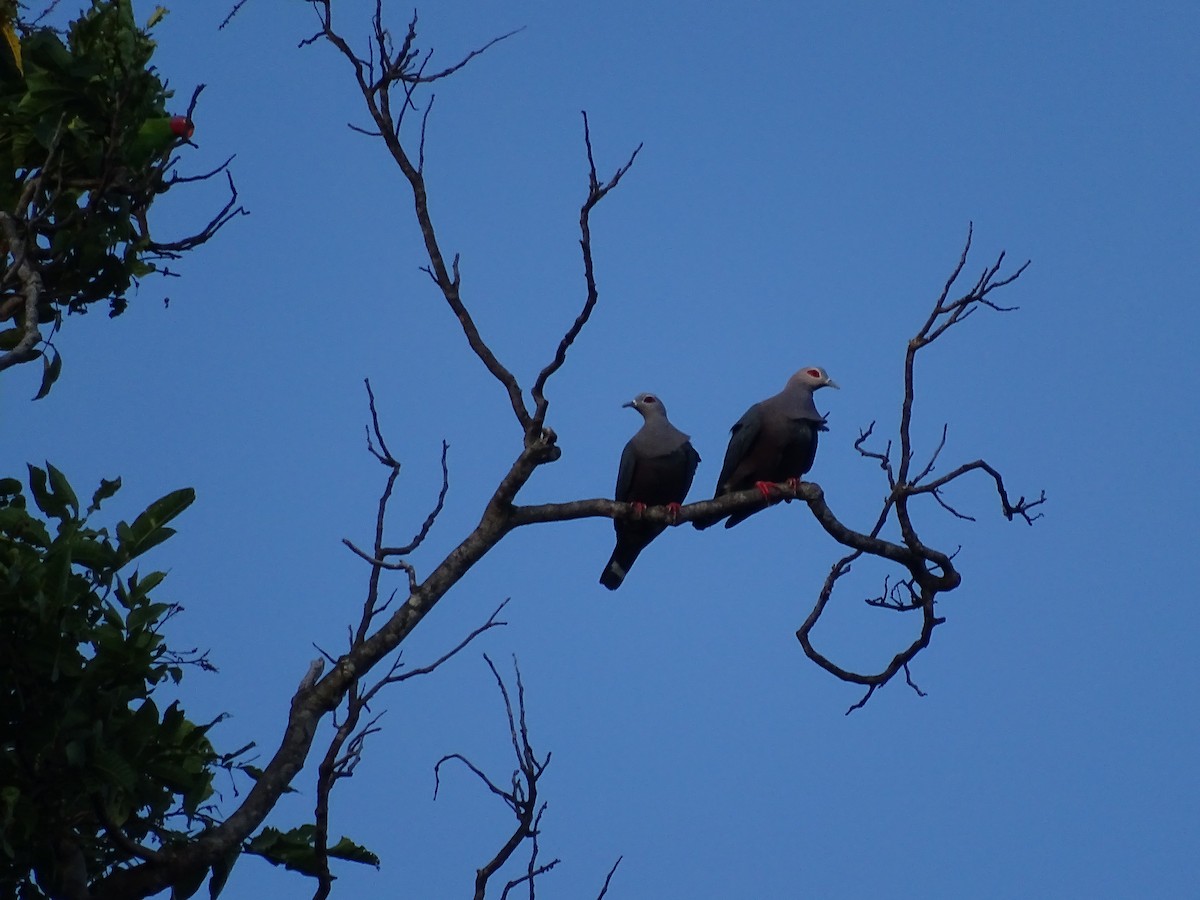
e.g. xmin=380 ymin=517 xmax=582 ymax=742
xmin=806 ymin=368 xmax=822 ymax=379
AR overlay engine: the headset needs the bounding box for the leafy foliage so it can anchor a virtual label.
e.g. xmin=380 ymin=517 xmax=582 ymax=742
xmin=246 ymin=826 xmax=380 ymax=878
xmin=0 ymin=466 xmax=240 ymax=898
xmin=0 ymin=0 xmax=241 ymax=394
xmin=2 ymin=2 xmax=182 ymax=305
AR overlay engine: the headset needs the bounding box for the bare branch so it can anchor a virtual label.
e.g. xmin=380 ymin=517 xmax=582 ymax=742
xmin=311 ymin=600 xmax=506 ymax=898
xmin=408 ymin=28 xmax=525 ymax=84
xmin=596 ymin=857 xmax=623 ymax=899
xmin=499 ymin=804 xmax=561 ymax=900
xmin=146 ymin=170 xmax=248 ymax=257
xmin=530 ymin=111 xmax=642 ymax=430
xmin=845 ymin=685 xmax=877 ymax=715
xmin=363 ymin=378 xmax=397 ymax=463
xmin=904 ymin=663 xmax=928 ymax=698
xmin=305 ymin=2 xmax=532 ymax=431
xmin=910 ymin=423 xmax=949 ymax=484
xmin=854 ymin=421 xmax=896 ymax=488
xmin=907 ymin=459 xmax=1046 ymax=524
xmin=219 ymin=1 xmax=251 ymax=30
xmin=393 ymin=600 xmax=508 ymax=685
xmin=792 ymin=227 xmax=1040 ymax=710
xmin=380 ymin=440 xmax=450 ymax=556
xmin=431 ymin=655 xmax=551 ymax=900
xmin=433 ymin=752 xmax=510 ymax=804
xmin=930 ymin=488 xmax=976 ymax=521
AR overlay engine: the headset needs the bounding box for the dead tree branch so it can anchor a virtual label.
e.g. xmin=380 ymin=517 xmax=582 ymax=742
xmin=310 ymin=603 xmax=507 ymax=899
xmin=432 ymin=655 xmax=553 ymax=900
xmin=595 ymin=857 xmax=623 ymax=899
xmin=529 ymin=112 xmax=642 ymax=431
xmin=305 ymin=2 xmax=532 ymax=431
xmin=305 ymin=4 xmax=637 ymax=446
xmin=796 ymin=223 xmax=1043 ymax=712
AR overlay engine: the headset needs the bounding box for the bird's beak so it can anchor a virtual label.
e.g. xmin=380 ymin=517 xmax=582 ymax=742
xmin=825 ymin=378 xmax=841 ymax=390
xmin=622 ymin=401 xmax=635 ymax=409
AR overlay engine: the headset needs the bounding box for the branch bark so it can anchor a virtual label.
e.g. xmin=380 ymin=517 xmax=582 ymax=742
xmin=0 ymin=213 xmax=45 ymax=372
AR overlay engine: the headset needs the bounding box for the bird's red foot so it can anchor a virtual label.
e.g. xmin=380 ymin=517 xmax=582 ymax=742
xmin=631 ymin=501 xmax=647 ymax=518
xmin=665 ymin=502 xmax=682 ymax=523
xmin=754 ymin=481 xmax=775 ymax=501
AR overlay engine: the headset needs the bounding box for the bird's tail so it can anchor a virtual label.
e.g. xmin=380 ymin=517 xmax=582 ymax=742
xmin=599 ymin=541 xmax=648 ymax=590
xmin=599 ymin=556 xmax=627 ymax=590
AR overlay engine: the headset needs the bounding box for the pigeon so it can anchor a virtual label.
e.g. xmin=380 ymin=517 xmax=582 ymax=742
xmin=600 ymin=393 xmax=701 ymax=590
xmin=694 ymin=366 xmax=838 ymax=530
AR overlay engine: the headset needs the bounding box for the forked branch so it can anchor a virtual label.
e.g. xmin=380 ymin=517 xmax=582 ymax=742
xmin=529 ymin=112 xmax=643 ymax=430
xmin=306 ymin=2 xmax=531 ymax=431
xmin=306 ymin=6 xmax=639 ymax=443
xmin=796 ymin=224 xmax=1042 ymax=711
xmin=433 ymin=655 xmax=554 ymax=900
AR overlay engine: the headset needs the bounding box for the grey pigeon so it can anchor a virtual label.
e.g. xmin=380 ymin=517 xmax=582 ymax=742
xmin=600 ymin=393 xmax=701 ymax=590
xmin=694 ymin=366 xmax=838 ymax=530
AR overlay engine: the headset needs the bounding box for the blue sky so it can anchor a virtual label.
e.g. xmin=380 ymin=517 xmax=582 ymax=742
xmin=6 ymin=1 xmax=1199 ymax=897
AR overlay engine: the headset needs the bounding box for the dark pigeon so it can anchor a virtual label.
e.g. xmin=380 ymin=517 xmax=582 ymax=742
xmin=694 ymin=366 xmax=838 ymax=530
xmin=600 ymin=393 xmax=701 ymax=590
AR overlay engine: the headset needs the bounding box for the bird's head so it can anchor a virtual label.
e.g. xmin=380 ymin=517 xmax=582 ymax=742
xmin=790 ymin=366 xmax=839 ymax=391
xmin=623 ymin=393 xmax=666 ymax=418
xmin=168 ymin=115 xmax=195 ymax=140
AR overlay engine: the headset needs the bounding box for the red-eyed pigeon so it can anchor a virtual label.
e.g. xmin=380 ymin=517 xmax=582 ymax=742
xmin=600 ymin=393 xmax=701 ymax=590
xmin=694 ymin=366 xmax=838 ymax=530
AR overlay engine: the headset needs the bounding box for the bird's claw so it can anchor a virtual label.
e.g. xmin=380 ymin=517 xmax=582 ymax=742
xmin=631 ymin=501 xmax=647 ymax=518
xmin=783 ymin=477 xmax=802 ymax=501
xmin=665 ymin=502 xmax=682 ymax=523
xmin=754 ymin=481 xmax=775 ymax=502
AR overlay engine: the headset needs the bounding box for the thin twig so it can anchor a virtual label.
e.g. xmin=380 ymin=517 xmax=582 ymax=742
xmin=529 ymin=112 xmax=642 ymax=430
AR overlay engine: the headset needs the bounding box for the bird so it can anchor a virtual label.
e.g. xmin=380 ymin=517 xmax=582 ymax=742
xmin=126 ymin=115 xmax=194 ymax=167
xmin=694 ymin=366 xmax=838 ymax=530
xmin=600 ymin=393 xmax=701 ymax=590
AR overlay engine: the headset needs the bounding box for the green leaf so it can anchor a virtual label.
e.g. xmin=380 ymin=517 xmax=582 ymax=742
xmin=244 ymin=825 xmax=379 ymax=876
xmin=245 ymin=826 xmax=321 ymax=876
xmin=146 ymin=7 xmax=169 ymax=30
xmin=0 ymin=327 xmax=23 ymax=350
xmin=128 ymin=601 xmax=170 ymax=632
xmin=118 ymin=487 xmax=194 ymax=561
xmin=93 ymin=746 xmax=139 ymax=792
xmin=124 ymin=524 xmax=176 ymax=559
xmin=138 ymin=487 xmax=196 ymax=529
xmin=46 ymin=462 xmax=79 ymax=517
xmin=130 ymin=569 xmax=167 ymax=599
xmin=26 ymin=464 xmax=65 ymax=521
xmin=88 ymin=476 xmax=122 ymax=514
xmin=0 ymin=505 xmax=51 ymax=547
xmin=70 ymin=534 xmax=117 ymax=572
xmin=33 ymin=345 xmax=62 ymax=400
xmin=328 ymin=836 xmax=380 ymax=869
